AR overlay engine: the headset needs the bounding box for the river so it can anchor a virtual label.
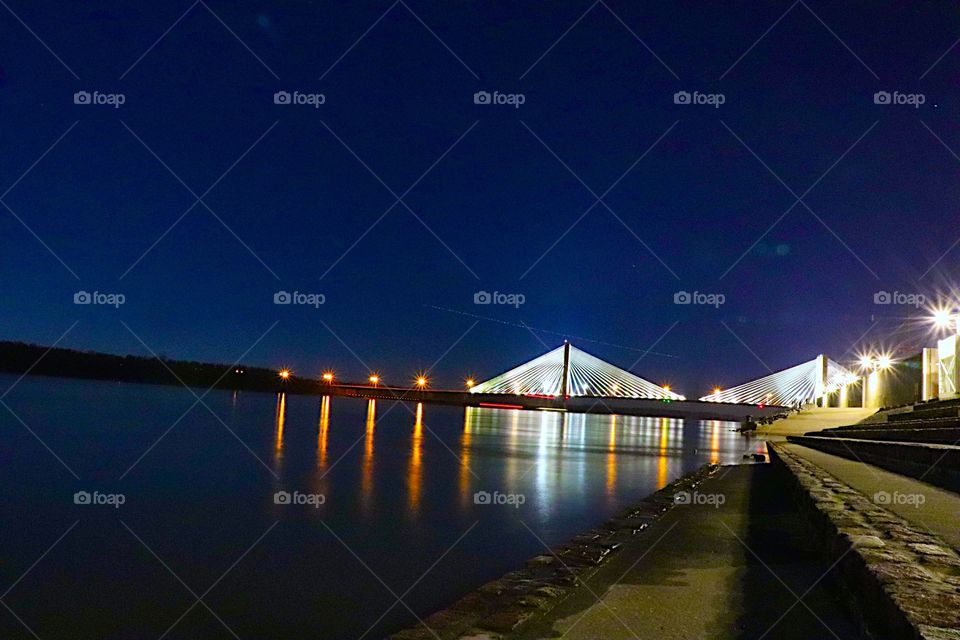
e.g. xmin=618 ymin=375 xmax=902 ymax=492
xmin=0 ymin=374 xmax=763 ymax=638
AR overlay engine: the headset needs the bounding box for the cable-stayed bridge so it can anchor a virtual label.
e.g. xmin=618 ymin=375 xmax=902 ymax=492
xmin=327 ymin=342 xmax=789 ymax=421
xmin=469 ymin=342 xmax=683 ymax=400
xmin=699 ymin=356 xmax=859 ymax=407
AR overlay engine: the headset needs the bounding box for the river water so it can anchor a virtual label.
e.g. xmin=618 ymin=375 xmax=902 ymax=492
xmin=0 ymin=375 xmax=763 ymax=639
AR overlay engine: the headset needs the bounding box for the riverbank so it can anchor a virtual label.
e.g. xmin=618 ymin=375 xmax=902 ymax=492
xmin=394 ymin=410 xmax=960 ymax=639
xmin=392 ymin=457 xmax=868 ymax=639
xmin=0 ymin=340 xmax=319 ymax=394
xmin=390 ymin=463 xmax=724 ymax=639
xmin=508 ymin=461 xmax=868 ymax=640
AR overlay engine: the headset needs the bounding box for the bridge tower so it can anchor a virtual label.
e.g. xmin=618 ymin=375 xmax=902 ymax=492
xmin=560 ymin=340 xmax=571 ymax=399
xmin=814 ymin=354 xmax=828 ymax=406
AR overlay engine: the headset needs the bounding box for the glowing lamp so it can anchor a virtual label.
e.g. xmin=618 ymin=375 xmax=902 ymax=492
xmin=932 ymin=308 xmax=953 ymax=329
xmin=278 ymin=369 xmax=291 ymax=380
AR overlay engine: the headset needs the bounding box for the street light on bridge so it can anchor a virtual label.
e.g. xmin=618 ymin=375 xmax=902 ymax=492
xmin=278 ymin=369 xmax=291 ymax=380
xmin=369 ymin=374 xmax=380 ymax=387
xmin=322 ymin=372 xmax=334 ymax=383
xmin=465 ymin=378 xmax=475 ymax=389
xmin=416 ymin=375 xmax=428 ymax=389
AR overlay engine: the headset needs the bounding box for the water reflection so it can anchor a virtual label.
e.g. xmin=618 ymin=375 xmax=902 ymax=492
xmin=657 ymin=417 xmax=669 ymax=488
xmin=460 ymin=409 xmax=472 ymax=506
xmin=274 ymin=392 xmax=286 ymax=469
xmin=361 ymin=399 xmax=376 ymax=511
xmin=317 ymin=395 xmax=330 ymax=471
xmin=710 ymin=420 xmax=720 ymax=465
xmin=606 ymin=414 xmax=617 ymax=496
xmin=408 ymin=403 xmax=424 ymax=514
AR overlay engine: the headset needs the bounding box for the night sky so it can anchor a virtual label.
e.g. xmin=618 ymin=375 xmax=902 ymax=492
xmin=2 ymin=2 xmax=959 ymax=397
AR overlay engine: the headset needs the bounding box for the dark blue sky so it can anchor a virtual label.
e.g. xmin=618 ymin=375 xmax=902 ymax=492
xmin=2 ymin=1 xmax=959 ymax=396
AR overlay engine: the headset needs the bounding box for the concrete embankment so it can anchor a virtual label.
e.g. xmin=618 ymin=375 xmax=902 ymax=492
xmin=769 ymin=443 xmax=960 ymax=638
xmin=390 ymin=464 xmax=721 ymax=640
xmin=786 ymin=435 xmax=960 ymax=492
xmin=392 ymin=459 xmax=869 ymax=640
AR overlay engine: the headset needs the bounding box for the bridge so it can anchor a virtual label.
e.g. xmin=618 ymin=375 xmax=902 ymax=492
xmin=699 ymin=355 xmax=860 ymax=407
xmin=326 ymin=342 xmax=789 ymax=421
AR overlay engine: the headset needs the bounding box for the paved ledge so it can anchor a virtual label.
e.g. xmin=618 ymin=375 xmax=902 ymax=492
xmin=786 ymin=435 xmax=960 ymax=493
xmin=769 ymin=442 xmax=960 ymax=639
xmin=815 ymin=427 xmax=960 ymax=445
xmin=389 ymin=464 xmax=721 ymax=640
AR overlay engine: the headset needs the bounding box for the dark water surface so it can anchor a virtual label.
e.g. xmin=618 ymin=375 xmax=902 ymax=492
xmin=0 ymin=375 xmax=763 ymax=639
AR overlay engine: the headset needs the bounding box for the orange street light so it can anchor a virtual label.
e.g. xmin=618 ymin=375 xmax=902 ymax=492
xmin=369 ymin=374 xmax=380 ymax=387
xmin=465 ymin=378 xmax=475 ymax=388
xmin=279 ymin=369 xmax=291 ymax=380
xmin=416 ymin=376 xmax=428 ymax=388
xmin=322 ymin=372 xmax=334 ymax=383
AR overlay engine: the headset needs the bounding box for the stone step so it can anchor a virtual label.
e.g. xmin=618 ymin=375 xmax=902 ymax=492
xmin=888 ymin=406 xmax=960 ymax=422
xmin=785 ymin=435 xmax=960 ymax=493
xmin=829 ymin=416 xmax=960 ymax=431
xmin=813 ymin=427 xmax=960 ymax=445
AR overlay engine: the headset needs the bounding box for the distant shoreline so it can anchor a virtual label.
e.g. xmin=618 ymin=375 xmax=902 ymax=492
xmin=0 ymin=340 xmax=322 ymax=395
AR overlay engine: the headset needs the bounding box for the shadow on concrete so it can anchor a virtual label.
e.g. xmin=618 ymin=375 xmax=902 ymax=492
xmin=725 ymin=464 xmax=868 ymax=640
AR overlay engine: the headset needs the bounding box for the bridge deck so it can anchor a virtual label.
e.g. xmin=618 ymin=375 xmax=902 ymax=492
xmin=323 ymin=384 xmax=786 ymax=421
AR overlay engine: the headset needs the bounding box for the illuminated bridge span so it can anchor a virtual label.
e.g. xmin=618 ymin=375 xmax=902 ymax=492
xmin=469 ymin=342 xmax=683 ymax=400
xmin=699 ymin=355 xmax=858 ymax=406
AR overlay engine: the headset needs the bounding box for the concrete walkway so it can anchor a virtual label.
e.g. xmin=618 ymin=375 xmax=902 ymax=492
xmin=781 ymin=443 xmax=960 ymax=551
xmin=758 ymin=407 xmax=875 ymax=440
xmin=512 ymin=465 xmax=866 ymax=640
